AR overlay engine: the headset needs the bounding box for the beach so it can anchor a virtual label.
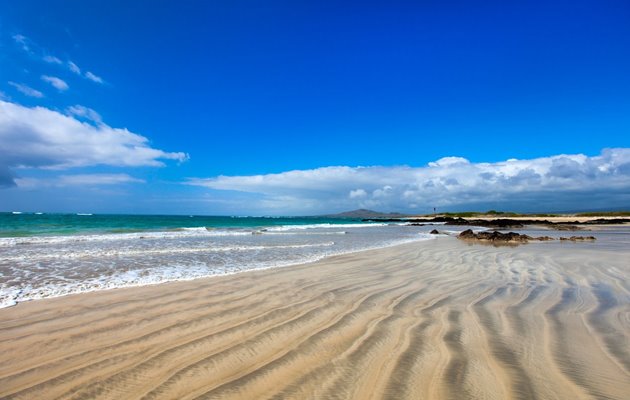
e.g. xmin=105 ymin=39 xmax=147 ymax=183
xmin=3 ymin=1 xmax=629 ymax=398
xmin=1 ymin=232 xmax=629 ymax=399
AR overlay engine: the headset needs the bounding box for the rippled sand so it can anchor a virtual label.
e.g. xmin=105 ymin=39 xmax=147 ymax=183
xmin=1 ymin=237 xmax=629 ymax=399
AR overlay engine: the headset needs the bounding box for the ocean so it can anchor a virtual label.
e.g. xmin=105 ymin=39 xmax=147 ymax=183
xmin=0 ymin=212 xmax=439 ymax=308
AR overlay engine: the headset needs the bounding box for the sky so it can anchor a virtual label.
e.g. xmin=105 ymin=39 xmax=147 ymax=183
xmin=1 ymin=0 xmax=629 ymax=215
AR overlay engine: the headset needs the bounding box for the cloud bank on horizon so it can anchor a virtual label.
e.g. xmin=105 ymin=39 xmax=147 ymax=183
xmin=188 ymin=148 xmax=630 ymax=214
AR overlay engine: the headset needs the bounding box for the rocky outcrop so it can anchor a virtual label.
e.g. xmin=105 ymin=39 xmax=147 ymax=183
xmin=554 ymin=224 xmax=582 ymax=231
xmin=446 ymin=218 xmax=526 ymax=228
xmin=560 ymin=236 xmax=596 ymax=241
xmin=458 ymin=229 xmax=596 ymax=244
xmin=366 ymin=216 xmax=630 ymax=227
xmin=457 ymin=229 xmax=552 ymax=243
xmin=584 ymin=218 xmax=630 ymax=225
xmin=430 ymin=229 xmax=440 ymax=234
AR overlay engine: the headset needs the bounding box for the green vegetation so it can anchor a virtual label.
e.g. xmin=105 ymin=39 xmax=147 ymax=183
xmin=575 ymin=211 xmax=630 ymax=217
xmin=483 ymin=210 xmax=520 ymax=216
xmin=439 ymin=212 xmax=481 ymax=218
xmin=425 ymin=210 xmax=521 ymax=217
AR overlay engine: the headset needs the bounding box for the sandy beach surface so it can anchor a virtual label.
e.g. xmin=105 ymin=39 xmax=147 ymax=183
xmin=1 ymin=235 xmax=629 ymax=399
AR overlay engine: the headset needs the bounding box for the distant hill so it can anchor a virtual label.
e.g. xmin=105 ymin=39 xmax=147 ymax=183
xmin=323 ymin=209 xmax=410 ymax=219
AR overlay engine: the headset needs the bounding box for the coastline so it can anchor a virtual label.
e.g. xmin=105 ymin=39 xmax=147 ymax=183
xmin=433 ymin=215 xmax=630 ymax=223
xmin=0 ymin=228 xmax=435 ymax=309
xmin=1 ymin=234 xmax=629 ymax=399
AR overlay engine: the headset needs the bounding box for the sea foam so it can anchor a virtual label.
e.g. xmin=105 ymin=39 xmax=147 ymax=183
xmin=0 ymin=223 xmax=435 ymax=308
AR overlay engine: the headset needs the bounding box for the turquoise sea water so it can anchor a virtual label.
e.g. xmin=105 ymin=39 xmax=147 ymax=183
xmin=0 ymin=212 xmax=359 ymax=237
xmin=0 ymin=212 xmax=438 ymax=308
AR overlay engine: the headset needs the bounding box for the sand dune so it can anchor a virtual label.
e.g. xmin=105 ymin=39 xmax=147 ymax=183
xmin=1 ymin=237 xmax=629 ymax=399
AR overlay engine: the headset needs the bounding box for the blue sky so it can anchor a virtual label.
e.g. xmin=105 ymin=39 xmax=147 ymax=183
xmin=1 ymin=0 xmax=629 ymax=215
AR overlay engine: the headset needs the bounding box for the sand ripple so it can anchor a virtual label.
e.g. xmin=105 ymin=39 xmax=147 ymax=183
xmin=0 ymin=238 xmax=629 ymax=399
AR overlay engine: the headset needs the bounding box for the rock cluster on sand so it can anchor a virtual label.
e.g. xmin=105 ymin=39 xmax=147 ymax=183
xmin=560 ymin=236 xmax=596 ymax=241
xmin=458 ymin=229 xmax=596 ymax=244
xmin=458 ymin=229 xmax=553 ymax=243
xmin=554 ymin=224 xmax=583 ymax=231
xmin=367 ymin=216 xmax=630 ymax=227
xmin=447 ymin=218 xmax=525 ymax=228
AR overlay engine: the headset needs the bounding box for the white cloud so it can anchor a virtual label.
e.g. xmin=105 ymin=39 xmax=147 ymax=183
xmin=8 ymin=81 xmax=44 ymax=98
xmin=428 ymin=156 xmax=470 ymax=167
xmin=0 ymin=100 xmax=188 ymax=187
xmin=187 ymin=149 xmax=630 ymax=214
xmin=66 ymin=105 xmax=102 ymax=124
xmin=15 ymin=174 xmax=144 ymax=188
xmin=11 ymin=34 xmax=103 ymax=84
xmin=12 ymin=34 xmax=30 ymax=53
xmin=372 ymin=185 xmax=393 ymax=198
xmin=41 ymin=75 xmax=69 ymax=91
xmin=68 ymin=61 xmax=81 ymax=74
xmin=85 ymin=71 xmax=103 ymax=84
xmin=43 ymin=55 xmax=63 ymax=64
xmin=349 ymin=188 xmax=367 ymax=198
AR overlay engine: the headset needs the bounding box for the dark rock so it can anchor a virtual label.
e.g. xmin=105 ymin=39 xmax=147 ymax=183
xmin=534 ymin=236 xmax=555 ymax=241
xmin=444 ymin=218 xmax=557 ymax=228
xmin=459 ymin=229 xmax=476 ymax=239
xmin=458 ymin=229 xmax=535 ymax=243
xmin=362 ymin=218 xmax=408 ymax=222
xmin=446 ymin=218 xmax=526 ymax=228
xmin=365 ymin=217 xmax=457 ymax=223
xmin=554 ymin=224 xmax=582 ymax=231
xmin=560 ymin=236 xmax=597 ymax=241
xmin=583 ymin=218 xmax=630 ymax=225
xmin=364 ymin=216 xmax=630 ymax=228
xmin=430 ymin=229 xmax=440 ymax=234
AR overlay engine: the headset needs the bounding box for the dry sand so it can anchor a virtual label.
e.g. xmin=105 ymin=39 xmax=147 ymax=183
xmin=1 ymin=237 xmax=629 ymax=399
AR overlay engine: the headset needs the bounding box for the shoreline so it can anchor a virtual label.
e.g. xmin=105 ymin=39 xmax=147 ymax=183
xmin=0 ymin=220 xmax=622 ymax=309
xmin=369 ymin=215 xmax=630 ymax=226
xmin=1 ymin=235 xmax=629 ymax=399
xmin=431 ymin=215 xmax=630 ymax=223
xmin=0 ymin=233 xmax=436 ymax=309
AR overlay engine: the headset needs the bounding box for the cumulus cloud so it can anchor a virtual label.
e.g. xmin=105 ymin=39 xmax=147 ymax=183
xmin=85 ymin=71 xmax=103 ymax=84
xmin=41 ymin=75 xmax=69 ymax=91
xmin=349 ymin=189 xmax=367 ymax=198
xmin=8 ymin=81 xmax=44 ymax=98
xmin=428 ymin=156 xmax=469 ymax=167
xmin=187 ymin=149 xmax=630 ymax=214
xmin=15 ymin=174 xmax=144 ymax=189
xmin=66 ymin=104 xmax=102 ymax=124
xmin=0 ymin=100 xmax=188 ymax=187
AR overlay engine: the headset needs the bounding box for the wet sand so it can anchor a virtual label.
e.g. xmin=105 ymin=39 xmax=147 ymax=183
xmin=1 ymin=237 xmax=629 ymax=399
